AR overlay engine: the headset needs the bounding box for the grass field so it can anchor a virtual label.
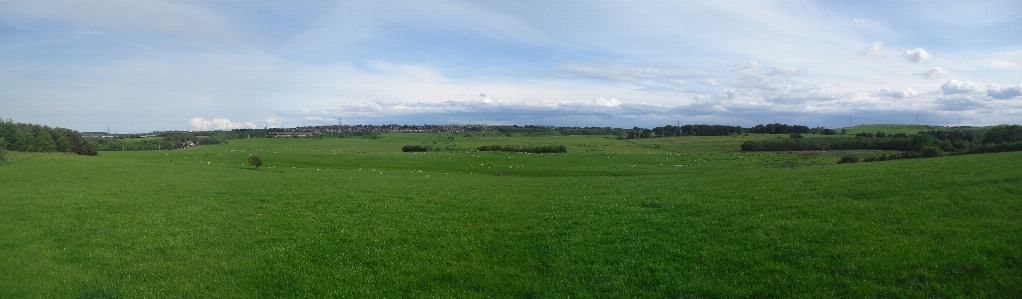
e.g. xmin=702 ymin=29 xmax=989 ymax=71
xmin=839 ymin=124 xmax=943 ymax=135
xmin=2 ymin=132 xmax=1021 ymax=297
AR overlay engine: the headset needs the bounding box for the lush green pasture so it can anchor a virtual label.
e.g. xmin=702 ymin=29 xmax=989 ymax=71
xmin=2 ymin=134 xmax=1020 ymax=297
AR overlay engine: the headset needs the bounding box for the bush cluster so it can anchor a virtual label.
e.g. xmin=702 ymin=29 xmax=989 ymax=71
xmin=401 ymin=145 xmax=435 ymax=152
xmin=837 ymin=155 xmax=859 ymax=164
xmin=476 ymin=145 xmax=567 ymax=153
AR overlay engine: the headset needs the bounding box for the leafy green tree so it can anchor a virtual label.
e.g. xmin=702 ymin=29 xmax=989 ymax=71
xmin=910 ymin=134 xmax=936 ymax=152
xmin=248 ymin=156 xmax=263 ymax=169
xmin=13 ymin=127 xmax=33 ymax=152
xmin=983 ymin=125 xmax=1022 ymax=145
xmin=56 ymin=134 xmax=72 ymax=152
xmin=0 ymin=137 xmax=7 ymax=163
xmin=35 ymin=127 xmax=57 ymax=152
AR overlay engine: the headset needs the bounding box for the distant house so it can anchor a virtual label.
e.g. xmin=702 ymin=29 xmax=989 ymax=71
xmin=268 ymin=132 xmax=313 ymax=138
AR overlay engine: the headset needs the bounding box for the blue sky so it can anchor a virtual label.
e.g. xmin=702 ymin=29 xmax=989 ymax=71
xmin=1 ymin=0 xmax=1020 ymax=132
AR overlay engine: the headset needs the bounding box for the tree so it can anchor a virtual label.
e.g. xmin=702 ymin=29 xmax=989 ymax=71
xmin=983 ymin=125 xmax=1022 ymax=145
xmin=248 ymin=156 xmax=263 ymax=169
xmin=13 ymin=127 xmax=33 ymax=152
xmin=34 ymin=126 xmax=57 ymax=152
xmin=910 ymin=134 xmax=936 ymax=152
xmin=0 ymin=137 xmax=6 ymax=163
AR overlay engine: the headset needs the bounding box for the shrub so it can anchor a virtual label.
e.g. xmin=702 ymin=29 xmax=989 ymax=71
xmin=402 ymin=145 xmax=433 ymax=152
xmin=920 ymin=146 xmax=943 ymax=158
xmin=476 ymin=145 xmax=567 ymax=154
xmin=248 ymin=156 xmax=263 ymax=169
xmin=837 ymin=155 xmax=860 ymax=164
xmin=790 ymin=133 xmax=804 ymax=138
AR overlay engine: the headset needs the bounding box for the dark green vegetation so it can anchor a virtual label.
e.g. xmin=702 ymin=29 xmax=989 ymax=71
xmin=2 ymin=128 xmax=1021 ymax=297
xmin=248 ymin=155 xmax=263 ymax=169
xmin=742 ymin=125 xmax=1022 ymax=160
xmin=402 ymin=144 xmax=437 ymax=152
xmin=88 ymin=132 xmax=251 ymax=151
xmin=476 ymin=144 xmax=567 ymax=153
xmin=0 ymin=118 xmax=96 ymax=156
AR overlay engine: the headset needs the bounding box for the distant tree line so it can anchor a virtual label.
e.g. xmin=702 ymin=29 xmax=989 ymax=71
xmin=745 ymin=123 xmax=810 ymax=134
xmin=88 ymin=132 xmax=239 ymax=151
xmin=0 ymin=118 xmax=97 ymax=156
xmin=493 ymin=125 xmax=561 ymax=136
xmin=556 ymin=127 xmax=628 ymax=136
xmin=854 ymin=131 xmax=909 ymax=138
xmin=622 ymin=124 xmax=746 ymax=139
xmin=740 ymin=137 xmax=914 ymax=151
xmin=743 ymin=125 xmax=1022 ymax=162
xmin=624 ymin=123 xmax=845 ymax=139
xmin=476 ymin=145 xmax=567 ymax=153
xmin=740 ymin=123 xmax=843 ymax=135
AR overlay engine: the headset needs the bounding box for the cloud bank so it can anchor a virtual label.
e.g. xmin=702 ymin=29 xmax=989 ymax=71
xmin=987 ymin=84 xmax=1022 ymax=99
xmin=878 ymin=87 xmax=918 ymax=99
xmin=941 ymin=79 xmax=979 ymax=94
xmin=189 ymin=117 xmax=257 ymax=131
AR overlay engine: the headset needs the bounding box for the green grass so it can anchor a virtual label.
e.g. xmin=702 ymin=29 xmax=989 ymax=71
xmin=2 ymin=134 xmax=1020 ymax=297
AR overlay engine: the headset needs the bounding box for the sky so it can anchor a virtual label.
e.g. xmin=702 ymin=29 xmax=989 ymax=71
xmin=1 ymin=0 xmax=1020 ymax=133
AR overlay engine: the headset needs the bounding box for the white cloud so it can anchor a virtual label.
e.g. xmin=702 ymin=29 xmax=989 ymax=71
xmin=901 ymin=48 xmax=933 ymax=63
xmin=702 ymin=79 xmax=718 ymax=87
xmin=916 ymin=67 xmax=949 ymax=80
xmin=590 ymin=97 xmax=622 ymax=107
xmin=863 ymin=41 xmax=883 ymax=56
xmin=941 ymin=79 xmax=979 ymax=94
xmin=987 ymin=84 xmax=1022 ymax=99
xmin=189 ymin=117 xmax=257 ymax=131
xmin=853 ymin=18 xmax=867 ymax=25
xmin=877 ymin=87 xmax=918 ymax=98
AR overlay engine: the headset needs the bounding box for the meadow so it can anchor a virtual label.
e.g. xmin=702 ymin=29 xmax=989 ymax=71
xmin=1 ymin=132 xmax=1020 ymax=297
xmin=841 ymin=124 xmax=941 ymax=135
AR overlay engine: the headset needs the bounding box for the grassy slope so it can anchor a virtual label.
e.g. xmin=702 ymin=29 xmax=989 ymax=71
xmin=839 ymin=124 xmax=941 ymax=135
xmin=1 ymin=135 xmax=1020 ymax=297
